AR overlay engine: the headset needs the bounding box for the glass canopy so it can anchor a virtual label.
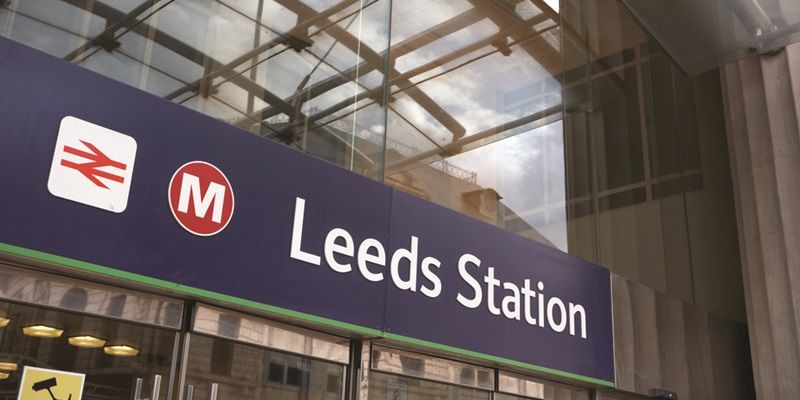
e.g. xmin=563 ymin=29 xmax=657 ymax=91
xmin=621 ymin=0 xmax=800 ymax=74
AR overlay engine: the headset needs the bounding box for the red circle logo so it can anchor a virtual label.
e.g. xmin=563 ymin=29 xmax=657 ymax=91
xmin=168 ymin=161 xmax=234 ymax=236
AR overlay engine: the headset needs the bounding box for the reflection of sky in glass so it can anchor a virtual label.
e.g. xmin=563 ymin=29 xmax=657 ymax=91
xmin=183 ymin=95 xmax=247 ymax=124
xmin=395 ymin=18 xmax=499 ymax=73
xmin=305 ymin=0 xmax=344 ymax=13
xmin=390 ymin=96 xmax=453 ymax=145
xmin=444 ymin=121 xmax=568 ymax=251
xmin=0 ymin=12 xmax=84 ymax=58
xmin=385 ymin=0 xmax=564 ymax=167
xmin=414 ymin=50 xmax=560 ymax=135
xmin=385 ymin=109 xmax=442 ymax=162
xmin=303 ymin=81 xmax=358 ymax=113
xmin=543 ymin=0 xmax=560 ymax=13
xmin=390 ymin=0 xmax=472 ymax=44
xmin=391 ymin=50 xmax=561 ymax=157
xmin=259 ymin=1 xmax=299 ymax=32
xmin=0 ymin=0 xmax=571 ymax=202
xmin=157 ymin=0 xmax=264 ymax=65
xmin=308 ymin=31 xmax=361 ymax=72
xmin=214 ymin=81 xmax=270 ymax=113
xmin=16 ymin=1 xmax=106 ymax=37
xmin=1 ymin=0 xmax=387 ymax=147
xmin=80 ymin=50 xmax=185 ymax=96
xmin=222 ymin=0 xmax=261 ymax=17
xmin=113 ymin=30 xmax=201 ymax=84
xmin=99 ymin=0 xmax=149 ymax=14
xmin=346 ymin=0 xmax=391 ymax=53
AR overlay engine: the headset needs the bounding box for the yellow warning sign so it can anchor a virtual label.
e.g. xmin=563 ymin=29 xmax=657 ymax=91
xmin=17 ymin=366 xmax=85 ymax=400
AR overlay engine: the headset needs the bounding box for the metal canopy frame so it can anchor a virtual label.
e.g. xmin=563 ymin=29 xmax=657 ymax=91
xmin=28 ymin=0 xmax=567 ymax=171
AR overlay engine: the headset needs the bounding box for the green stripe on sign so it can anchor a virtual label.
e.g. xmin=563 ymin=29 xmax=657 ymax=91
xmin=0 ymin=241 xmax=615 ymax=388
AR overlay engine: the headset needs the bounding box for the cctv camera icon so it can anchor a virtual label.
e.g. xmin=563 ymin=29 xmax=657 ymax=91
xmin=32 ymin=377 xmax=72 ymax=400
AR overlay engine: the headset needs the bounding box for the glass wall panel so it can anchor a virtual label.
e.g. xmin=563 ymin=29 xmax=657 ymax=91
xmin=557 ymin=0 xmax=695 ymax=301
xmin=0 ymin=264 xmax=184 ymax=329
xmin=384 ymin=0 xmax=744 ymax=321
xmin=192 ymin=304 xmax=350 ymax=364
xmin=368 ymin=371 xmax=488 ymax=400
xmin=390 ymin=121 xmax=570 ymax=250
xmin=371 ymin=346 xmax=494 ymax=390
xmin=0 ymin=0 xmax=391 ymax=178
xmin=183 ymin=334 xmax=345 ymax=400
xmin=0 ymin=300 xmax=176 ymax=399
xmin=383 ymin=0 xmax=579 ymax=253
xmin=497 ymin=371 xmax=590 ymax=400
xmin=557 ymin=0 xmax=744 ymax=319
xmin=560 ymin=0 xmax=599 ymax=264
xmin=681 ymin=70 xmax=746 ymax=321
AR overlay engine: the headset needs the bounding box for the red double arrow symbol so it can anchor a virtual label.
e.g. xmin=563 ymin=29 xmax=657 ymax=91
xmin=60 ymin=140 xmax=127 ymax=189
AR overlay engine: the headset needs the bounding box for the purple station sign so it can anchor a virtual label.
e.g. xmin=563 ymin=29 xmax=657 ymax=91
xmin=0 ymin=37 xmax=614 ymax=385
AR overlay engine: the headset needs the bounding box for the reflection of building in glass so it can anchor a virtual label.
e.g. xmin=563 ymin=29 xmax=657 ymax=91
xmin=0 ymin=271 xmax=181 ymax=327
xmin=185 ymin=335 xmax=343 ymax=400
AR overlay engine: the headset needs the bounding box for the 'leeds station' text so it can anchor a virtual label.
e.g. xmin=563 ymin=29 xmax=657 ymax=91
xmin=289 ymin=197 xmax=589 ymax=340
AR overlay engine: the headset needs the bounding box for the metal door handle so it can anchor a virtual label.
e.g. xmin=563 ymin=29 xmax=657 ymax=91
xmin=151 ymin=375 xmax=162 ymax=400
xmin=134 ymin=378 xmax=143 ymax=400
xmin=184 ymin=384 xmax=194 ymax=400
xmin=210 ymin=383 xmax=218 ymax=400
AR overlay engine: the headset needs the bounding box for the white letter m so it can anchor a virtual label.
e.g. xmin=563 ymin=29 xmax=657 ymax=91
xmin=177 ymin=173 xmax=226 ymax=223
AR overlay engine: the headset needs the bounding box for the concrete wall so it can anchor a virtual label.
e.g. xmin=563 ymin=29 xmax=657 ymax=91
xmin=612 ymin=275 xmax=755 ymax=399
xmin=721 ymin=42 xmax=800 ymax=399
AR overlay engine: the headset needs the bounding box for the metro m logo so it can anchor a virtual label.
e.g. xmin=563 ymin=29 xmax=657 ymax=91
xmin=178 ymin=173 xmax=226 ymax=223
xmin=169 ymin=161 xmax=234 ymax=236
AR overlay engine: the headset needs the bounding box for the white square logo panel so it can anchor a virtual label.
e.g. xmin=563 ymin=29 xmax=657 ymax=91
xmin=47 ymin=116 xmax=137 ymax=213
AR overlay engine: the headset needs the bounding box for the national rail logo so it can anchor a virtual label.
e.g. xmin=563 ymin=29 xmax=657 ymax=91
xmin=47 ymin=116 xmax=137 ymax=213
